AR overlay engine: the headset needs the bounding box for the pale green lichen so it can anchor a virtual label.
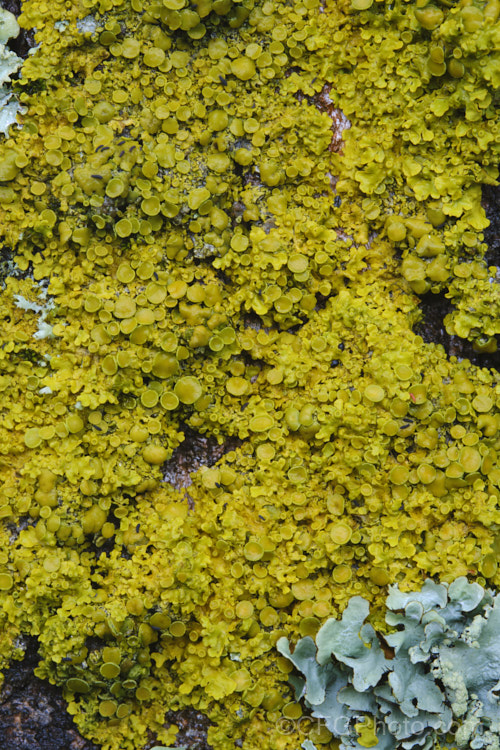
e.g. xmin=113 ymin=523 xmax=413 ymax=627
xmin=278 ymin=579 xmax=500 ymax=750
xmin=13 ymin=290 xmax=55 ymax=340
xmin=0 ymin=9 xmax=23 ymax=137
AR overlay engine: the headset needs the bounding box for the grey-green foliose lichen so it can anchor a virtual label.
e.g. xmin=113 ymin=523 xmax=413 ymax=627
xmin=278 ymin=578 xmax=500 ymax=750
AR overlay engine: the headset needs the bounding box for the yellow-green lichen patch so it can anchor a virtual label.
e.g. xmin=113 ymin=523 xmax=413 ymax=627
xmin=0 ymin=0 xmax=498 ymax=747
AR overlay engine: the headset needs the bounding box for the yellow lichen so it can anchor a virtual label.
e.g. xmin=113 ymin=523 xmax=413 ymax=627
xmin=0 ymin=0 xmax=498 ymax=748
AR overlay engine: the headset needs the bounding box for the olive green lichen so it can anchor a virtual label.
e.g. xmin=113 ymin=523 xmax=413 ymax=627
xmin=0 ymin=0 xmax=498 ymax=748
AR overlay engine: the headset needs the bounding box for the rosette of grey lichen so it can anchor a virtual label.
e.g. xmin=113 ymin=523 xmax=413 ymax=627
xmin=0 ymin=9 xmax=22 ymax=137
xmin=277 ymin=578 xmax=500 ymax=750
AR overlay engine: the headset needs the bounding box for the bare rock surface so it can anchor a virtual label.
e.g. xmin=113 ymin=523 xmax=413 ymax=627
xmin=0 ymin=637 xmax=98 ymax=750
